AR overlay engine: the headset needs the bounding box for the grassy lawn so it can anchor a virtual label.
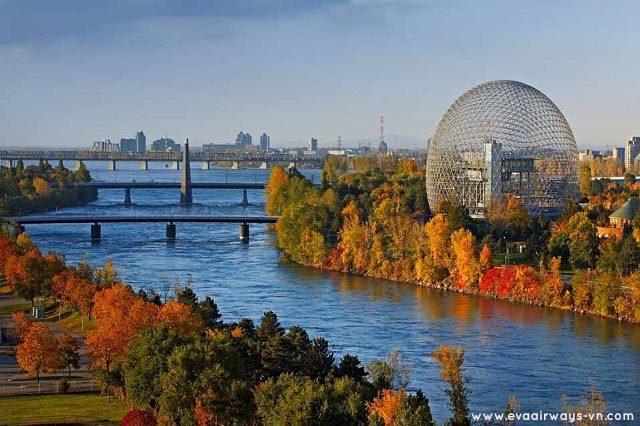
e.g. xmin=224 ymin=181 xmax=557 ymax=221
xmin=0 ymin=393 xmax=128 ymax=424
xmin=57 ymin=311 xmax=97 ymax=336
xmin=0 ymin=301 xmax=31 ymax=316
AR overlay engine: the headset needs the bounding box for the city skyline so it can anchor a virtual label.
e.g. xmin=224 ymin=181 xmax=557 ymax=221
xmin=1 ymin=1 xmax=639 ymax=149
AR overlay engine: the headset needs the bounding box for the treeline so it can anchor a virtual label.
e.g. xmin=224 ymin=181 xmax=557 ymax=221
xmin=266 ymin=157 xmax=640 ymax=323
xmin=0 ymin=159 xmax=96 ymax=216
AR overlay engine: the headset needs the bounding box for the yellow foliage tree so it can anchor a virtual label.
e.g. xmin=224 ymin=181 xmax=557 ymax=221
xmin=424 ymin=214 xmax=451 ymax=266
xmin=451 ymin=228 xmax=478 ymax=289
xmin=265 ymin=166 xmax=288 ymax=215
xmin=33 ymin=177 xmax=52 ymax=197
xmin=479 ymin=244 xmax=493 ymax=273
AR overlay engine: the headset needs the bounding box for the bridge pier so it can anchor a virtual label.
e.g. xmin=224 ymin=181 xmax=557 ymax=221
xmin=171 ymin=161 xmax=179 ymax=170
xmin=91 ymin=223 xmax=101 ymax=241
xmin=231 ymin=162 xmax=239 ymax=169
xmin=140 ymin=160 xmax=148 ymax=170
xmin=259 ymin=162 xmax=268 ymax=170
xmin=4 ymin=159 xmax=14 ymax=168
xmin=239 ymin=222 xmax=249 ymax=242
xmin=201 ymin=161 xmax=210 ymax=170
xmin=124 ymin=188 xmax=132 ymax=206
xmin=107 ymin=160 xmax=117 ymax=171
xmin=166 ymin=222 xmax=176 ymax=240
xmin=75 ymin=161 xmax=82 ymax=171
xmin=241 ymin=189 xmax=249 ymax=206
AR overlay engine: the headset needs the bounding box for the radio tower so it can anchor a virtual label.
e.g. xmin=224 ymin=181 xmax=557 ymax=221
xmin=378 ymin=115 xmax=388 ymax=155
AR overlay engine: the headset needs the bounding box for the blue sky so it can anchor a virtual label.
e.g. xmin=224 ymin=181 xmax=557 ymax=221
xmin=0 ymin=0 xmax=638 ymax=149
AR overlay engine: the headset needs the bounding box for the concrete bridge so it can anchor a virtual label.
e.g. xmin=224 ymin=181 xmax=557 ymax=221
xmin=2 ymin=214 xmax=279 ymax=242
xmin=0 ymin=149 xmax=325 ymax=170
xmin=76 ymin=181 xmax=266 ymax=206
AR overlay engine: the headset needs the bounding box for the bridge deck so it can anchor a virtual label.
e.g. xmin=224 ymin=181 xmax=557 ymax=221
xmin=2 ymin=215 xmax=278 ymax=224
xmin=78 ymin=182 xmax=267 ymax=189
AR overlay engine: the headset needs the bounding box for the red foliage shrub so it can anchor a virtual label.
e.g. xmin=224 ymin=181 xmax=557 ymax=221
xmin=121 ymin=409 xmax=157 ymax=426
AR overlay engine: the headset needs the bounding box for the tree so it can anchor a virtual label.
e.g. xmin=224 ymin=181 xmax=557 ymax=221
xmin=175 ymin=284 xmax=198 ymax=312
xmin=158 ymin=301 xmax=204 ymax=337
xmin=367 ymin=388 xmax=404 ymax=426
xmin=303 ymin=337 xmax=335 ymax=381
xmin=124 ymin=324 xmax=183 ymax=411
xmin=450 ymin=229 xmax=478 ymax=290
xmin=4 ymin=248 xmax=48 ymax=305
xmin=265 ymin=165 xmax=289 ymax=215
xmin=256 ymin=311 xmax=285 ymax=341
xmin=567 ymin=212 xmax=599 ymax=270
xmin=432 ymin=345 xmax=470 ymax=426
xmin=57 ymin=329 xmax=80 ymax=377
xmin=335 ymin=354 xmax=367 ymax=383
xmin=504 ymin=196 xmax=532 ymax=238
xmin=198 ymin=296 xmax=222 ymax=329
xmin=368 ymin=348 xmax=412 ymax=391
xmin=16 ymin=323 xmax=61 ymax=383
xmin=424 ymin=214 xmax=452 ymax=276
xmin=33 ymin=177 xmax=52 ymax=197
xmin=93 ymin=259 xmax=119 ymax=288
xmin=479 ymin=245 xmax=493 ymax=273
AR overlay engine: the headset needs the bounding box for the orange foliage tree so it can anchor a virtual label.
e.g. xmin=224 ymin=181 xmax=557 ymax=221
xmin=367 ymin=388 xmax=405 ymax=425
xmin=451 ymin=228 xmax=478 ymax=290
xmin=158 ymin=301 xmax=203 ymax=337
xmin=16 ymin=322 xmax=61 ymax=383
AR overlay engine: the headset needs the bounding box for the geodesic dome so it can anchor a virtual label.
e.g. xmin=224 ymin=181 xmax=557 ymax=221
xmin=425 ymin=80 xmax=579 ymax=218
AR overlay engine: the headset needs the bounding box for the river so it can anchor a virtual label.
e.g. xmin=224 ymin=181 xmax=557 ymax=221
xmin=22 ymin=162 xmax=640 ymax=422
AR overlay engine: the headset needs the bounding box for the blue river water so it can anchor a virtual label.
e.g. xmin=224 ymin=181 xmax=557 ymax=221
xmin=21 ymin=161 xmax=640 ymax=422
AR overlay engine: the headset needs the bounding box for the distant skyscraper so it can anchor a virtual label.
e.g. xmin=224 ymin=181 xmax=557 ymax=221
xmin=236 ymin=131 xmax=252 ymax=147
xmin=151 ymin=137 xmax=180 ymax=153
xmin=120 ymin=138 xmax=137 ymax=152
xmin=309 ymin=137 xmax=318 ymax=152
xmin=136 ymin=130 xmax=146 ymax=153
xmin=260 ymin=133 xmax=270 ymax=152
xmin=378 ymin=140 xmax=388 ymax=155
xmin=613 ymin=147 xmax=625 ymax=165
xmin=625 ymin=137 xmax=640 ymax=170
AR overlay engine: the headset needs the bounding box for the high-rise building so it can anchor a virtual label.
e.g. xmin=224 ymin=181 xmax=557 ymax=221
xmin=378 ymin=140 xmax=388 ymax=155
xmin=91 ymin=139 xmax=119 ymax=152
xmin=625 ymin=137 xmax=640 ymax=170
xmin=136 ymin=130 xmax=146 ymax=153
xmin=120 ymin=138 xmax=137 ymax=152
xmin=151 ymin=137 xmax=180 ymax=153
xmin=260 ymin=133 xmax=270 ymax=152
xmin=613 ymin=147 xmax=625 ymax=165
xmin=309 ymin=137 xmax=318 ymax=152
xmin=236 ymin=132 xmax=252 ymax=147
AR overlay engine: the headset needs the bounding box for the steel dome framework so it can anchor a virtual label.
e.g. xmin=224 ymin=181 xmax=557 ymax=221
xmin=425 ymin=80 xmax=579 ymax=219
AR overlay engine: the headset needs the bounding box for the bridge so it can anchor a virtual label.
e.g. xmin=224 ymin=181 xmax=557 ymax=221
xmin=77 ymin=181 xmax=267 ymax=206
xmin=0 ymin=149 xmax=325 ymax=170
xmin=2 ymin=215 xmax=279 ymax=242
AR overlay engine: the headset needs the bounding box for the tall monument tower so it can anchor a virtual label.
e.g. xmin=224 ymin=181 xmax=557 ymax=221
xmin=180 ymin=139 xmax=193 ymax=207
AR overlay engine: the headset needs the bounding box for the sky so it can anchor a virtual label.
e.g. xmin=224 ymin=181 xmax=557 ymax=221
xmin=0 ymin=0 xmax=638 ymax=150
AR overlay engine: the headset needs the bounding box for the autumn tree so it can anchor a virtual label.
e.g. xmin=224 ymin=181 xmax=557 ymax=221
xmin=367 ymin=388 xmax=404 ymax=425
xmin=57 ymin=329 xmax=80 ymax=376
xmin=12 ymin=311 xmax=32 ymax=339
xmin=567 ymin=212 xmax=599 ymax=270
xmin=33 ymin=177 xmax=53 ymax=197
xmin=120 ymin=409 xmax=157 ymax=426
xmin=479 ymin=244 xmax=493 ymax=273
xmin=424 ymin=214 xmax=452 ymax=278
xmin=432 ymin=345 xmax=470 ymax=426
xmin=158 ymin=301 xmax=204 ymax=337
xmin=16 ymin=323 xmax=61 ymax=383
xmin=265 ymin=165 xmax=289 ymax=215
xmin=504 ymin=196 xmax=532 ymax=239
xmin=450 ymin=228 xmax=478 ymax=290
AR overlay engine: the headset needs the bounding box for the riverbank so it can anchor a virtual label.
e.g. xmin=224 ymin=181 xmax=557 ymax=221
xmin=0 ymin=161 xmax=97 ymax=218
xmin=266 ymin=162 xmax=640 ymax=326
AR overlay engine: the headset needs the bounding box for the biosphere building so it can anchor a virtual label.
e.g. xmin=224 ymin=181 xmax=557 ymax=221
xmin=425 ymin=80 xmax=579 ymax=219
